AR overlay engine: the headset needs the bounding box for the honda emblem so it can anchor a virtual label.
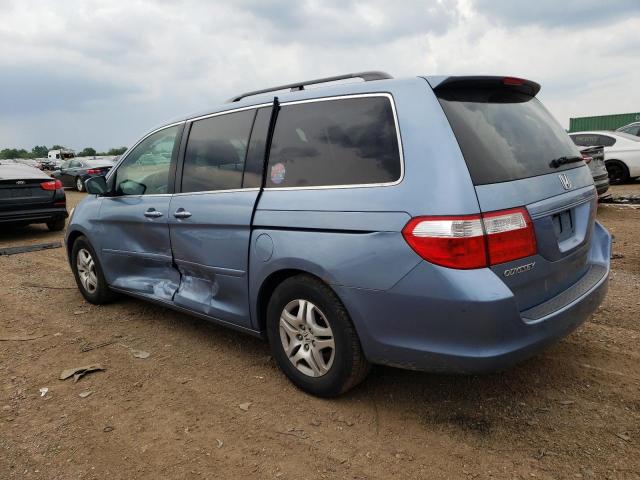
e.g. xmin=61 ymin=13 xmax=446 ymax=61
xmin=559 ymin=173 xmax=572 ymax=190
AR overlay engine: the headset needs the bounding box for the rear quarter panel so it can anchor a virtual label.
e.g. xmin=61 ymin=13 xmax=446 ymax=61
xmin=248 ymin=77 xmax=481 ymax=331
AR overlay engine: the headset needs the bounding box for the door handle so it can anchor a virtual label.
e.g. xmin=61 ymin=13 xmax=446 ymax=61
xmin=174 ymin=208 xmax=192 ymax=219
xmin=144 ymin=208 xmax=163 ymax=218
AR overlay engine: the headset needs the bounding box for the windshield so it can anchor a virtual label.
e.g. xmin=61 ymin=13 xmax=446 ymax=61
xmin=616 ymin=132 xmax=640 ymax=142
xmin=437 ymin=88 xmax=582 ymax=185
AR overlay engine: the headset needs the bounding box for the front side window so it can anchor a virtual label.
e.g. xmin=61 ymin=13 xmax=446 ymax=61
xmin=266 ymin=96 xmax=401 ymax=188
xmin=115 ymin=125 xmax=180 ymax=195
xmin=181 ymin=109 xmax=255 ymax=193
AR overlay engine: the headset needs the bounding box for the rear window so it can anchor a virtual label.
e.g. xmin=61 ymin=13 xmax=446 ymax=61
xmin=438 ymin=88 xmax=582 ymax=185
xmin=266 ymin=96 xmax=401 ymax=188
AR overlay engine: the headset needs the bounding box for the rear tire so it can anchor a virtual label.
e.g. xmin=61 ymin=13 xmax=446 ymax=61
xmin=76 ymin=177 xmax=85 ymax=192
xmin=46 ymin=218 xmax=66 ymax=231
xmin=605 ymin=160 xmax=630 ymax=185
xmin=70 ymin=236 xmax=117 ymax=304
xmin=266 ymin=274 xmax=370 ymax=397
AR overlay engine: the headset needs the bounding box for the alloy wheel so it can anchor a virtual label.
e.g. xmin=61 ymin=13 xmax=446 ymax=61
xmin=279 ymin=299 xmax=335 ymax=377
xmin=76 ymin=248 xmax=98 ymax=294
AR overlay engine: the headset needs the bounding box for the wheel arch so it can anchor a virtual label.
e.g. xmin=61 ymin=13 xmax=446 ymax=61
xmin=604 ymin=158 xmax=631 ymax=185
xmin=65 ymin=229 xmax=86 ymax=264
xmin=255 ymin=269 xmax=341 ymax=334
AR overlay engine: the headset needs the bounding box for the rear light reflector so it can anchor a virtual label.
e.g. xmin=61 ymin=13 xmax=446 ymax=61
xmin=40 ymin=179 xmax=63 ymax=191
xmin=402 ymin=207 xmax=537 ymax=269
xmin=483 ymin=208 xmax=537 ymax=265
xmin=86 ymin=169 xmax=101 ymax=174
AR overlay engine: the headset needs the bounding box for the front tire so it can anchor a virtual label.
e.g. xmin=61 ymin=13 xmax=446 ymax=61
xmin=76 ymin=177 xmax=85 ymax=192
xmin=70 ymin=236 xmax=117 ymax=304
xmin=606 ymin=160 xmax=630 ymax=185
xmin=266 ymin=275 xmax=370 ymax=397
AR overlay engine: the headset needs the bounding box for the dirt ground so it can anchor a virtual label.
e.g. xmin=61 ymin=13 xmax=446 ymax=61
xmin=1 ymin=183 xmax=639 ymax=480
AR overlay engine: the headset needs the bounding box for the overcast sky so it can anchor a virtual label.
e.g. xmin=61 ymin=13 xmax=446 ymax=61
xmin=1 ymin=0 xmax=639 ymax=151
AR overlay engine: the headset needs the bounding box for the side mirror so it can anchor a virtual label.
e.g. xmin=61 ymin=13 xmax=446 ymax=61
xmin=85 ymin=176 xmax=109 ymax=195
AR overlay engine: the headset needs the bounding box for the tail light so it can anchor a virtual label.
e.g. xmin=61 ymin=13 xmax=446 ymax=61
xmin=503 ymin=76 xmax=525 ymax=86
xmin=402 ymin=207 xmax=537 ymax=269
xmin=581 ymin=153 xmax=592 ymax=164
xmin=40 ymin=179 xmax=63 ymax=191
xmin=86 ymin=169 xmax=101 ymax=174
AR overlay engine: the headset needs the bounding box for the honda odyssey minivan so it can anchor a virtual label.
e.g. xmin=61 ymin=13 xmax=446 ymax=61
xmin=66 ymin=72 xmax=611 ymax=397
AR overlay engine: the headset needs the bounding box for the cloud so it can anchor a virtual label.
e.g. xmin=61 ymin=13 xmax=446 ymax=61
xmin=472 ymin=0 xmax=640 ymax=28
xmin=0 ymin=0 xmax=638 ymax=151
xmin=0 ymin=67 xmax=137 ymax=115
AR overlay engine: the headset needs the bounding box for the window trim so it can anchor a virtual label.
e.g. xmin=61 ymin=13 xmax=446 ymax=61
xmin=106 ymin=121 xmax=185 ymax=197
xmin=263 ymin=93 xmax=405 ymax=191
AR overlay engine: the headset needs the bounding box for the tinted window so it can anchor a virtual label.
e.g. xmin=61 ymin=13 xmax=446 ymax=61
xmin=69 ymin=160 xmax=82 ymax=168
xmin=570 ymin=134 xmax=600 ymax=147
xmin=243 ymin=107 xmax=272 ymax=188
xmin=598 ymin=135 xmax=616 ymax=147
xmin=182 ymin=109 xmax=255 ymax=193
xmin=438 ymin=88 xmax=582 ymax=185
xmin=115 ymin=125 xmax=179 ymax=195
xmin=620 ymin=125 xmax=640 ymax=136
xmin=266 ymin=96 xmax=401 ymax=188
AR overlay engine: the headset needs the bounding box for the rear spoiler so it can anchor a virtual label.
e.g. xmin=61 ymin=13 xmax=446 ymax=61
xmin=427 ymin=76 xmax=541 ymax=97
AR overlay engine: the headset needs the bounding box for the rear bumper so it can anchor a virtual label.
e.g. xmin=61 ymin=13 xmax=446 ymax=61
xmin=335 ymin=221 xmax=611 ymax=373
xmin=0 ymin=207 xmax=68 ymax=225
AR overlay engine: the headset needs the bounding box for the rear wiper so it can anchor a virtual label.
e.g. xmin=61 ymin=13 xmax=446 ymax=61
xmin=549 ymin=156 xmax=583 ymax=168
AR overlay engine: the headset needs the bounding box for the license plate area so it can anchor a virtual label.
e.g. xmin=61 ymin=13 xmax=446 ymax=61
xmin=552 ymin=210 xmax=574 ymax=241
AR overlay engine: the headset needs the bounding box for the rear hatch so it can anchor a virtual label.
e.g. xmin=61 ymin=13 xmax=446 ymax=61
xmin=86 ymin=163 xmax=113 ymax=176
xmin=0 ymin=162 xmax=56 ymax=212
xmin=0 ymin=178 xmax=55 ymax=212
xmin=432 ymin=76 xmax=598 ymax=312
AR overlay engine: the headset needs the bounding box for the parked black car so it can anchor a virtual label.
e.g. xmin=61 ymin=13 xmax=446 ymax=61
xmin=52 ymin=159 xmax=115 ymax=191
xmin=0 ymin=161 xmax=67 ymax=230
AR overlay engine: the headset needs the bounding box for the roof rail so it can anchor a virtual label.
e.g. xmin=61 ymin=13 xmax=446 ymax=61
xmin=226 ymin=71 xmax=393 ymax=103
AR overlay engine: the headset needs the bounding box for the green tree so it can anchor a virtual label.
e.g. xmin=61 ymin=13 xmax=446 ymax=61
xmin=31 ymin=145 xmax=49 ymax=158
xmin=51 ymin=145 xmax=64 ymax=150
xmin=79 ymin=147 xmax=97 ymax=157
xmin=1 ymin=148 xmax=21 ymax=159
xmin=107 ymin=146 xmax=127 ymax=156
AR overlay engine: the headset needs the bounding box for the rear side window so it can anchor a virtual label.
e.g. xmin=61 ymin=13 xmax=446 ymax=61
xmin=598 ymin=135 xmax=616 ymax=147
xmin=438 ymin=88 xmax=582 ymax=185
xmin=243 ymin=107 xmax=272 ymax=188
xmin=571 ymin=134 xmax=600 ymax=147
xmin=266 ymin=96 xmax=401 ymax=188
xmin=182 ymin=109 xmax=255 ymax=193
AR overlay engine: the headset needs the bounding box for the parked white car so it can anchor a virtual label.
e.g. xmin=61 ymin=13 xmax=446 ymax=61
xmin=570 ymin=131 xmax=640 ymax=184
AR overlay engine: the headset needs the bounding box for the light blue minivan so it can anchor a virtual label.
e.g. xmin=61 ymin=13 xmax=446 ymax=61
xmin=66 ymin=72 xmax=611 ymax=396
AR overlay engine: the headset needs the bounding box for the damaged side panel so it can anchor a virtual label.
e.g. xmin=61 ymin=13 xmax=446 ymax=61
xmin=172 ymin=260 xmax=251 ymax=328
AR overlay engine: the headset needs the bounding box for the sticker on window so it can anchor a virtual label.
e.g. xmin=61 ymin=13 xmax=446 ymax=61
xmin=270 ymin=162 xmax=286 ymax=184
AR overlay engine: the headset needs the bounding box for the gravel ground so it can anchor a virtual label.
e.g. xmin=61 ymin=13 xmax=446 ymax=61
xmin=1 ymin=184 xmax=639 ymax=480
